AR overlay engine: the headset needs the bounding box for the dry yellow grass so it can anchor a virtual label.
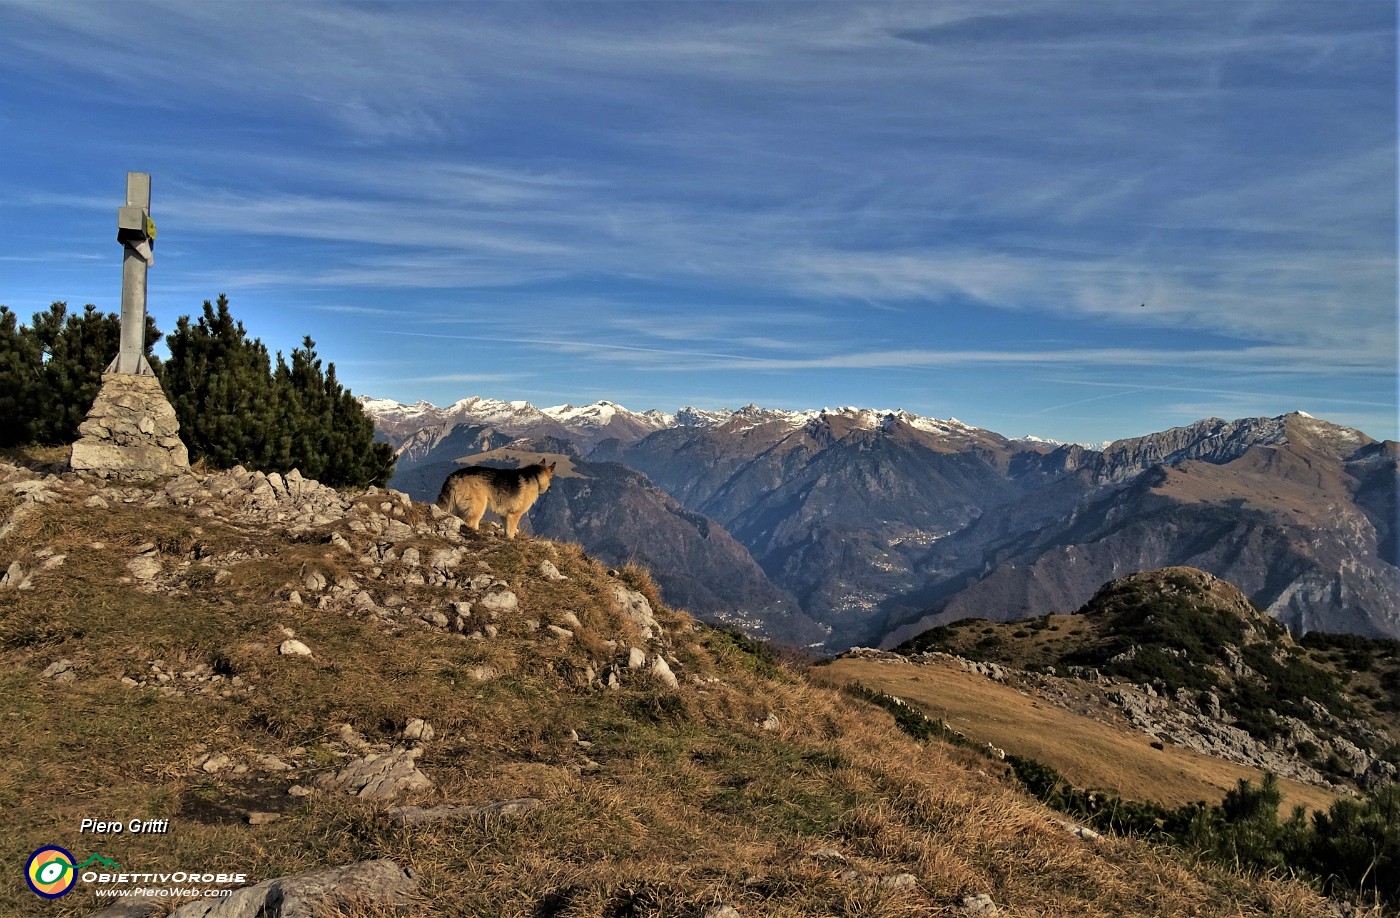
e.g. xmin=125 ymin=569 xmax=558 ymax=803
xmin=0 ymin=463 xmax=1348 ymax=916
xmin=815 ymin=658 xmax=1339 ymax=814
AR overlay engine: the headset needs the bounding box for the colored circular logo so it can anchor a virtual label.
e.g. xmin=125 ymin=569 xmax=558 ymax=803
xmin=25 ymin=846 xmax=76 ymax=898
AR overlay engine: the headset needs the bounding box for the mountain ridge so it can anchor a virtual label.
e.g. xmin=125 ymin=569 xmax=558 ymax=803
xmin=360 ymin=393 xmax=1040 ymax=450
xmin=889 ymin=566 xmax=1399 ymax=792
xmin=363 ymin=394 xmax=1398 ymax=650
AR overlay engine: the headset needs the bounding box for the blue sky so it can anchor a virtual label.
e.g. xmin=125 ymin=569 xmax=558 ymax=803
xmin=1 ymin=1 xmax=1394 ymax=444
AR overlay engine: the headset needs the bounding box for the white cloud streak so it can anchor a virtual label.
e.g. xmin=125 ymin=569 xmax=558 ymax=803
xmin=2 ymin=0 xmax=1392 ymax=434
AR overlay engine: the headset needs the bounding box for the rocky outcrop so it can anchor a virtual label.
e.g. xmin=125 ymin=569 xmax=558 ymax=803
xmin=890 ymin=568 xmax=1397 ymax=790
xmin=4 ymin=452 xmax=687 ymax=718
xmin=1111 ymin=686 xmax=1332 ymax=786
xmin=166 ymin=858 xmax=418 ymax=918
xmin=845 ymin=646 xmax=1007 ymax=682
xmin=395 ymin=442 xmax=826 ymax=648
xmin=69 ymin=372 xmax=189 ymax=478
xmin=387 ymin=796 xmax=542 ymax=827
xmin=318 ymin=746 xmax=434 ymax=801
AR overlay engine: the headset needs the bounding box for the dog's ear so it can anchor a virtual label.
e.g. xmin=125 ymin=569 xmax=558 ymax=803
xmin=547 ymin=461 xmax=557 ymax=472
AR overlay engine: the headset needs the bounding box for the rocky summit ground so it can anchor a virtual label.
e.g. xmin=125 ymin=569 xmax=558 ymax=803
xmin=0 ymin=452 xmax=1361 ymax=917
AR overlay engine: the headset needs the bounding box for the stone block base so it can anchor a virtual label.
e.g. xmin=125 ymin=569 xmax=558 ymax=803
xmin=70 ymin=373 xmax=190 ymax=479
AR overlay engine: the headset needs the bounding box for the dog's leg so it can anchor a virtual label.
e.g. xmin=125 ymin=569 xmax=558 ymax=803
xmin=504 ymin=509 xmax=524 ymax=540
xmin=466 ymin=498 xmax=487 ymax=531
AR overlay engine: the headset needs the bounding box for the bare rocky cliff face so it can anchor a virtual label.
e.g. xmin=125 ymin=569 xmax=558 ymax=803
xmin=621 ymin=413 xmax=1033 ymax=649
xmin=527 ymin=457 xmax=826 ymax=648
xmin=368 ymin=397 xmax=1398 ymax=652
xmin=880 ymin=414 xmax=1398 ymax=647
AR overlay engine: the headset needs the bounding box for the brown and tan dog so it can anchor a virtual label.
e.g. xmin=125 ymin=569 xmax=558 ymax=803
xmin=435 ymin=461 xmax=556 ymax=539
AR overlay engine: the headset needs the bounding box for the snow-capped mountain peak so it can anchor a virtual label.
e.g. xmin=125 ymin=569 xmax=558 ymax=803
xmin=360 ymin=393 xmax=1011 ymax=446
xmin=674 ymin=407 xmax=732 ymax=427
xmin=544 ymin=400 xmax=619 ymax=425
xmin=356 ymin=396 xmax=441 ymax=419
xmin=539 ymin=401 xmax=677 ymax=440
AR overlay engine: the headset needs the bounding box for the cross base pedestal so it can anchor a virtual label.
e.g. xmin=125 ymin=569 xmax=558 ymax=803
xmin=69 ymin=373 xmax=190 ymax=479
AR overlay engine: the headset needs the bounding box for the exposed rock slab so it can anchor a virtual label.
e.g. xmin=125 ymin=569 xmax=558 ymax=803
xmin=387 ymin=796 xmax=542 ymax=827
xmin=167 ymin=858 xmax=417 ymax=918
xmin=318 ymin=747 xmax=433 ymax=801
xmin=614 ymin=585 xmax=661 ymax=639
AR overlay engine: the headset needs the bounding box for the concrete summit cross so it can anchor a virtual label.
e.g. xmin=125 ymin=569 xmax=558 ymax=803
xmin=110 ymin=171 xmax=157 ymax=375
xmin=69 ymin=172 xmax=190 ymax=478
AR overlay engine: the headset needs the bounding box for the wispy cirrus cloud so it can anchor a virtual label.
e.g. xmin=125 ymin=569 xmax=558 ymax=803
xmin=1 ymin=0 xmax=1392 ymax=440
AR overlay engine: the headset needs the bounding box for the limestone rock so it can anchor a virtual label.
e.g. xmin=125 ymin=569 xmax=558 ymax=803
xmin=319 ymin=747 xmax=433 ymax=801
xmin=70 ymin=372 xmax=189 ymax=478
xmin=959 ymin=893 xmax=1001 ymax=915
xmin=0 ymin=561 xmax=30 ymax=591
xmin=279 ymin=639 xmax=312 ymax=657
xmin=167 ymin=858 xmax=417 ymax=918
xmin=881 ymin=873 xmax=918 ymax=888
xmin=1363 ymin=759 xmax=1399 ymax=789
xmin=335 ymin=723 xmax=370 ymax=750
xmin=42 ymin=659 xmax=75 ymax=681
xmin=401 ymin=718 xmax=435 ymax=743
xmin=478 ymin=589 xmax=519 ymax=615
xmin=127 ymin=555 xmax=161 ymax=584
xmin=539 ymin=560 xmax=567 ymax=581
xmin=1058 ymin=820 xmax=1102 ymax=842
xmin=387 ymin=796 xmax=542 ymax=827
xmin=649 ymin=655 xmax=679 ymax=690
xmin=614 ymin=585 xmax=661 ymax=639
xmin=429 ymin=548 xmax=462 ymax=571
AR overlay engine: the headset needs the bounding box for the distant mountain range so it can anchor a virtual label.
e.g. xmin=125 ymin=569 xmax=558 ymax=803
xmin=360 ymin=395 xmax=1400 ymax=651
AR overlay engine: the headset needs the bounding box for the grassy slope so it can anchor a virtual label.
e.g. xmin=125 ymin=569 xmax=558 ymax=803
xmin=894 ymin=570 xmax=1398 ymax=775
xmin=0 ymin=463 xmax=1339 ymax=917
xmin=814 ymin=658 xmax=1337 ymax=814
